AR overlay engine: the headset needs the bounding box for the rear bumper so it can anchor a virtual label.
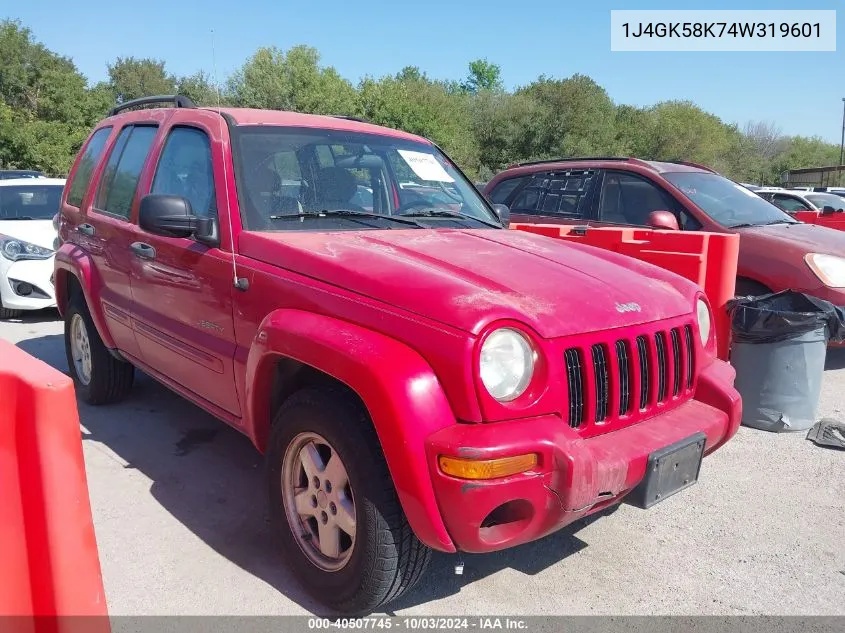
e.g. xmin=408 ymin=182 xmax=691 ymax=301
xmin=0 ymin=257 xmax=56 ymax=311
xmin=425 ymin=359 xmax=741 ymax=553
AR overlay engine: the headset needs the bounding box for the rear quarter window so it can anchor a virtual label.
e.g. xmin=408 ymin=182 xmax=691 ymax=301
xmin=95 ymin=126 xmax=158 ymax=219
xmin=66 ymin=127 xmax=112 ymax=207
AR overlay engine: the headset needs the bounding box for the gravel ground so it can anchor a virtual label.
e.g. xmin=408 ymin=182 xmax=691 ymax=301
xmin=2 ymin=310 xmax=844 ymax=616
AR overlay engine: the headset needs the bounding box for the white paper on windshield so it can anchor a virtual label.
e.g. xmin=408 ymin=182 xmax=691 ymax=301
xmin=397 ymin=150 xmax=454 ymax=183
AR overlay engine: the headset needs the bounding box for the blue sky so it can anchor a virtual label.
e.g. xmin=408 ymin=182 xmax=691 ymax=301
xmin=6 ymin=0 xmax=843 ymax=143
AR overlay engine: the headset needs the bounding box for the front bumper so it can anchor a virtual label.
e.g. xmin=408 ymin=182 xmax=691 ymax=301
xmin=0 ymin=256 xmax=56 ymax=311
xmin=425 ymin=359 xmax=741 ymax=553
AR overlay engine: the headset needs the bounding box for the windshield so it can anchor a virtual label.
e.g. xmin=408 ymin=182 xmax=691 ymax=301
xmin=664 ymin=172 xmax=796 ymax=228
xmin=0 ymin=184 xmax=64 ymax=220
xmin=233 ymin=126 xmax=499 ymax=231
xmin=807 ymin=193 xmax=845 ymax=210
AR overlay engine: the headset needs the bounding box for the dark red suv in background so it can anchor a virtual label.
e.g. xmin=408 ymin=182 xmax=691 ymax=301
xmin=484 ymin=158 xmax=845 ymax=301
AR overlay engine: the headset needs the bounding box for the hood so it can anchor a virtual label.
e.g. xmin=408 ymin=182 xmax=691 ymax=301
xmin=737 ymin=222 xmax=845 ymax=255
xmin=0 ymin=220 xmax=56 ymax=250
xmin=240 ymin=228 xmax=695 ymax=338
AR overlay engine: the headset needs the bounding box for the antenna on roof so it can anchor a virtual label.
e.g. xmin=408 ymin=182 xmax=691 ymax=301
xmin=211 ymin=29 xmax=248 ymax=291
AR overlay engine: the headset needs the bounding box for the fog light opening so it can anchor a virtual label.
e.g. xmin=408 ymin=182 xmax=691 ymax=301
xmin=478 ymin=499 xmax=534 ymax=545
xmin=15 ymin=282 xmax=33 ymax=296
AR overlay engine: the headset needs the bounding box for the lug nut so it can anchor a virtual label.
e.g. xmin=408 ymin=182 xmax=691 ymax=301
xmin=312 ymin=476 xmax=320 ymax=489
xmin=321 ymin=511 xmax=328 ymax=524
xmin=325 ymin=481 xmax=332 ymax=493
xmin=330 ymin=502 xmax=337 ymax=515
xmin=311 ymin=495 xmax=318 ymax=508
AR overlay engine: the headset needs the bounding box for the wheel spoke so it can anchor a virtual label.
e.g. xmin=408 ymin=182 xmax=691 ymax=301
xmin=293 ymin=488 xmax=314 ymax=517
xmin=299 ymin=442 xmax=325 ymax=480
xmin=323 ymin=453 xmax=349 ymax=490
xmin=335 ymin=497 xmax=356 ymax=537
xmin=318 ymin=521 xmax=341 ymax=558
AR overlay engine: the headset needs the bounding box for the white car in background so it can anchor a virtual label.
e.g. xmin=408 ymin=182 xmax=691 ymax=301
xmin=0 ymin=178 xmax=64 ymax=318
xmin=755 ymin=187 xmax=845 ymax=215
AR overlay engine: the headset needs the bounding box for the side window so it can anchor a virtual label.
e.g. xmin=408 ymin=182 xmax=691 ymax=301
xmin=772 ymin=194 xmax=809 ymax=213
xmin=679 ymin=210 xmax=703 ymax=231
xmin=599 ymin=171 xmax=679 ymax=226
xmin=66 ymin=127 xmax=112 ymax=207
xmin=509 ymin=171 xmax=594 ymax=217
xmin=488 ymin=176 xmax=527 ymax=204
xmin=151 ymin=127 xmax=216 ymax=219
xmin=95 ymin=126 xmax=158 ymax=219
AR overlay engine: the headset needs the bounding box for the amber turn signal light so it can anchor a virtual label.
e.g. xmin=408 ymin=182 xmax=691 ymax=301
xmin=438 ymin=453 xmax=538 ymax=480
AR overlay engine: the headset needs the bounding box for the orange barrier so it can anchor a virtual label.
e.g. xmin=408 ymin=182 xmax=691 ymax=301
xmin=512 ymin=224 xmax=739 ymax=360
xmin=793 ymin=210 xmax=845 ymax=231
xmin=0 ymin=340 xmax=109 ymax=629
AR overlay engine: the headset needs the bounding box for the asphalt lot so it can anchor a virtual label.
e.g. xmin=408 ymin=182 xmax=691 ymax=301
xmin=2 ymin=310 xmax=844 ymax=616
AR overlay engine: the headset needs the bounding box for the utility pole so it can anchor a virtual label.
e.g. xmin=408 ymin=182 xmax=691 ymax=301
xmin=841 ymin=97 xmax=845 ymax=166
xmin=840 ymin=98 xmax=845 ymax=186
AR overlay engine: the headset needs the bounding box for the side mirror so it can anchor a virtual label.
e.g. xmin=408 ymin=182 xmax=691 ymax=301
xmin=647 ymin=210 xmax=680 ymax=231
xmin=493 ymin=203 xmax=510 ymax=228
xmin=139 ymin=194 xmax=219 ymax=246
xmin=822 ymin=205 xmax=837 ymax=215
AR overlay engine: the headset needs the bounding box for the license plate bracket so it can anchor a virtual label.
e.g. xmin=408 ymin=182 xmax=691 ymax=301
xmin=630 ymin=432 xmax=706 ymax=509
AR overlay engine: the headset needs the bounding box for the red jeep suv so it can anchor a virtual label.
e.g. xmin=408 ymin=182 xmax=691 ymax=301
xmin=54 ymin=98 xmax=741 ymax=613
xmin=485 ymin=158 xmax=845 ymax=300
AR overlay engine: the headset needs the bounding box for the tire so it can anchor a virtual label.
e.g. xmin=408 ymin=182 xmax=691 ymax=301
xmin=735 ymin=278 xmax=771 ymax=298
xmin=64 ymin=293 xmax=134 ymax=404
xmin=0 ymin=306 xmax=23 ymax=319
xmin=268 ymin=387 xmax=431 ymax=614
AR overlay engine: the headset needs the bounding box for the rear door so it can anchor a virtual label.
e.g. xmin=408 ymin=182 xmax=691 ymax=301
xmin=80 ymin=124 xmax=158 ymax=360
xmin=129 ymin=120 xmax=240 ymax=416
xmin=489 ymin=169 xmax=599 ymax=225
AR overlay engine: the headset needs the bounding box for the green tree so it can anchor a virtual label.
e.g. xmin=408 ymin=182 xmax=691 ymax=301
xmin=107 ymin=57 xmax=176 ymax=103
xmin=176 ymin=71 xmax=220 ymax=106
xmin=460 ymin=59 xmax=503 ymax=94
xmin=518 ymin=74 xmax=617 ymax=157
xmin=227 ymin=45 xmax=358 ymax=115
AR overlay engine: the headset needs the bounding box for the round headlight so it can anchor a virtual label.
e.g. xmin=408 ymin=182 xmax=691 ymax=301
xmin=3 ymin=240 xmax=22 ymax=259
xmin=479 ymin=328 xmax=535 ymax=402
xmin=696 ymin=298 xmax=712 ymax=346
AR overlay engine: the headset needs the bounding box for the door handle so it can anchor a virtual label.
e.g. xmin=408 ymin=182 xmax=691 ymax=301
xmin=130 ymin=242 xmax=156 ymax=260
xmin=78 ymin=223 xmax=95 ymax=236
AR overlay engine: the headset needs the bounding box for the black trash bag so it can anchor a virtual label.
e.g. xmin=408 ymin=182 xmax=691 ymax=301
xmin=727 ymin=289 xmax=845 ymax=344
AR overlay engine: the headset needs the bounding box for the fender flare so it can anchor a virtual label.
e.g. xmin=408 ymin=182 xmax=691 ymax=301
xmin=54 ymin=246 xmax=116 ymax=349
xmin=245 ymin=309 xmax=457 ymax=553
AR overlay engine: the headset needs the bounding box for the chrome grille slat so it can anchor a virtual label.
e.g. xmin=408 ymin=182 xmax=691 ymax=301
xmin=615 ymin=339 xmax=631 ymax=415
xmin=671 ymin=328 xmax=682 ymax=397
xmin=655 ymin=332 xmax=668 ymax=402
xmin=592 ymin=344 xmax=609 ymax=422
xmin=564 ymin=348 xmax=584 ymax=428
xmin=636 ymin=335 xmax=650 ymax=409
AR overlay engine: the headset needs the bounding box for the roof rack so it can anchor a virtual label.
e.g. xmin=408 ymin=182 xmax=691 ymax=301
xmin=675 ymin=160 xmax=717 ymax=173
xmin=329 ymin=115 xmax=371 ymax=123
xmin=509 ymin=156 xmax=632 ymax=169
xmin=108 ymin=95 xmax=197 ymax=117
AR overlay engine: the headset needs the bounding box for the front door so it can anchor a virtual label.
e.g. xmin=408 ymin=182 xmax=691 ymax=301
xmin=129 ymin=125 xmax=241 ymax=416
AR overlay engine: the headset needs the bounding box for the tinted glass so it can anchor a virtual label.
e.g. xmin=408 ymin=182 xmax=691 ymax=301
xmin=664 ymin=172 xmax=796 ymax=228
xmin=772 ymin=194 xmax=810 ymax=212
xmin=234 ymin=127 xmax=497 ymax=231
xmin=0 ymin=184 xmax=64 ymax=220
xmin=488 ymin=176 xmax=527 ymax=204
xmin=67 ymin=127 xmax=111 ymax=207
xmin=96 ymin=126 xmax=157 ymax=219
xmin=509 ymin=171 xmax=594 ymax=217
xmin=151 ymin=127 xmax=217 ymax=219
xmin=599 ymin=172 xmax=678 ymax=226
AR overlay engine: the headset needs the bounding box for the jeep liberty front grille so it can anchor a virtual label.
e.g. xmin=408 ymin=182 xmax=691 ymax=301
xmin=563 ymin=324 xmax=696 ymax=430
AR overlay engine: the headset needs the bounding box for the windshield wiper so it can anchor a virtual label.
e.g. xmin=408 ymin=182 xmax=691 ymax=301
xmin=399 ymin=208 xmax=502 ymax=229
xmin=269 ymin=209 xmax=427 ymax=228
xmin=729 ymin=219 xmax=797 ymax=228
xmin=0 ymin=216 xmax=36 ymax=220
